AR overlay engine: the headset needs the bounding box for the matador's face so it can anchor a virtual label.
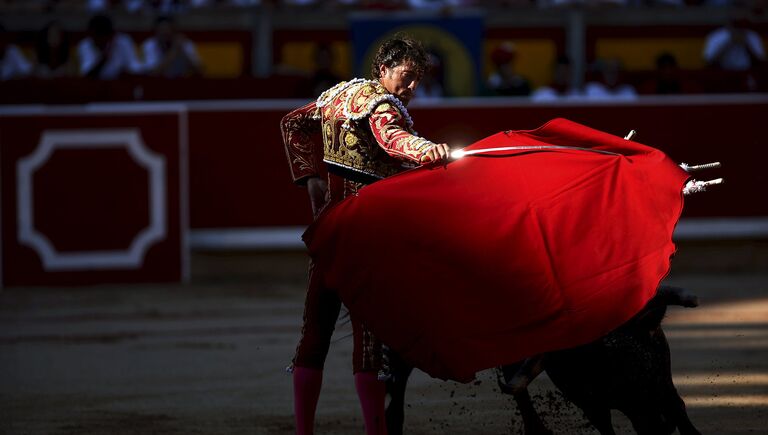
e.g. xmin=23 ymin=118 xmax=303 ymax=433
xmin=379 ymin=62 xmax=422 ymax=106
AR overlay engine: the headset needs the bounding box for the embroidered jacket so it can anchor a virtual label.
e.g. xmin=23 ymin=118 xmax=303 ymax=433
xmin=281 ymin=78 xmax=436 ymax=185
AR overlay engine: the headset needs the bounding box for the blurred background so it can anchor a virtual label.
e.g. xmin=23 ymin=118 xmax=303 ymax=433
xmin=1 ymin=3 xmax=767 ymax=435
xmin=2 ymin=0 xmax=768 ymax=98
xmin=1 ymin=0 xmax=766 ymax=286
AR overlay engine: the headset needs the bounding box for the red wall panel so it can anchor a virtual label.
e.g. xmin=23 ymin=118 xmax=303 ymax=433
xmin=187 ymin=109 xmax=314 ymax=228
xmin=186 ymin=97 xmax=767 ymax=230
xmin=0 ymin=109 xmax=188 ymax=287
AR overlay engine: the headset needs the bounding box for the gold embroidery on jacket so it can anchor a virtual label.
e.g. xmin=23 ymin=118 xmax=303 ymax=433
xmin=317 ymin=79 xmax=432 ymax=181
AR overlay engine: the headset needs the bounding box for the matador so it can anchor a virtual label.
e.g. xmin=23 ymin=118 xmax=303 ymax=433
xmin=280 ymin=35 xmax=450 ymax=435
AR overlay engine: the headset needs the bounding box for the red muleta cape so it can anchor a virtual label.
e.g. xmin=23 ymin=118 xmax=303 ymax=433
xmin=304 ymin=118 xmax=689 ymax=383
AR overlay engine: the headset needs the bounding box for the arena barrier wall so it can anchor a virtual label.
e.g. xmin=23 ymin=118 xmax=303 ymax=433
xmin=0 ymin=104 xmax=189 ymax=287
xmin=1 ymin=95 xmax=766 ymax=285
xmin=183 ymin=95 xmax=768 ymax=246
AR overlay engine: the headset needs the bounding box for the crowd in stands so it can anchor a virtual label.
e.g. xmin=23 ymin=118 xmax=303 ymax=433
xmin=0 ymin=3 xmax=765 ymax=99
xmin=484 ymin=43 xmax=645 ymax=101
xmin=0 ymin=0 xmax=764 ymax=12
xmin=0 ymin=14 xmax=202 ymax=81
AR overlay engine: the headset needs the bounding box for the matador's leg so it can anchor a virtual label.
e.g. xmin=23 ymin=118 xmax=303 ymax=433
xmin=291 ymin=261 xmax=342 ymax=435
xmin=351 ymin=314 xmax=387 ymax=435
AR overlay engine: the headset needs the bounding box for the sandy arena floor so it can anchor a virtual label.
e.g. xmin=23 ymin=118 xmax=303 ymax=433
xmin=1 ymin=244 xmax=767 ymax=434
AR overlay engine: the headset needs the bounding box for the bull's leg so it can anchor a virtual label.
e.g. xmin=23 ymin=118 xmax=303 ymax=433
xmin=654 ymin=323 xmax=701 ymax=435
xmin=497 ymin=355 xmax=545 ymax=395
xmin=663 ymin=387 xmax=702 ymax=435
xmin=384 ymin=348 xmax=414 ymax=435
xmin=511 ymin=388 xmax=553 ymax=435
xmin=580 ymin=406 xmax=616 ymax=435
xmin=496 ymin=364 xmax=552 ymax=435
xmin=626 ymin=409 xmax=671 ymax=435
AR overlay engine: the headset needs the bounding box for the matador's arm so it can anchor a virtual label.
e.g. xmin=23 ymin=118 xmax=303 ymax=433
xmin=368 ymin=102 xmax=436 ymax=163
xmin=280 ymin=101 xmax=322 ymax=185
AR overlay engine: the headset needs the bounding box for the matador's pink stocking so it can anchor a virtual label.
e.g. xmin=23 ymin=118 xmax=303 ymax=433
xmin=354 ymin=371 xmax=388 ymax=435
xmin=293 ymin=367 xmax=322 ymax=435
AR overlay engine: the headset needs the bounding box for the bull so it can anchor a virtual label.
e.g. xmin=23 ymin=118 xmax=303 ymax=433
xmin=384 ymin=285 xmax=702 ymax=435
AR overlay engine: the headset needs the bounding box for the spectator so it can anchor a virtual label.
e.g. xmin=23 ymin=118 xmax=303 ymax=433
xmin=537 ymin=0 xmax=628 ymax=7
xmin=353 ymin=0 xmax=408 ymax=9
xmin=228 ymin=0 xmax=262 ymax=5
xmin=0 ymin=24 xmax=33 ymax=80
xmin=87 ymin=0 xmax=108 ymax=11
xmin=306 ymin=43 xmax=343 ymax=97
xmin=406 ymin=0 xmax=478 ymax=8
xmin=531 ymin=54 xmax=583 ymax=101
xmin=702 ymin=0 xmax=737 ymax=7
xmin=638 ymin=0 xmax=684 ymax=6
xmin=188 ymin=0 xmax=211 ymax=6
xmin=117 ymin=1 xmax=183 ymax=14
xmin=584 ymin=58 xmax=637 ymax=100
xmin=415 ymin=49 xmax=445 ymax=98
xmin=87 ymin=0 xmax=175 ymax=12
xmin=123 ymin=0 xmax=146 ymax=12
xmin=703 ymin=14 xmax=765 ymax=72
xmin=142 ymin=15 xmax=202 ymax=78
xmin=486 ymin=41 xmax=531 ymax=96
xmin=77 ymin=14 xmax=143 ymax=79
xmin=652 ymin=52 xmax=683 ymax=94
xmin=34 ymin=21 xmax=74 ymax=78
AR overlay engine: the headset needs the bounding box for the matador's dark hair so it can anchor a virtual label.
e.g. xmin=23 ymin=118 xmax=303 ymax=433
xmin=370 ymin=33 xmax=430 ymax=79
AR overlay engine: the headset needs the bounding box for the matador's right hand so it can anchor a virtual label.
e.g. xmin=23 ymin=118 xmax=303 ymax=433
xmin=420 ymin=143 xmax=451 ymax=163
xmin=307 ymin=176 xmax=329 ymax=219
